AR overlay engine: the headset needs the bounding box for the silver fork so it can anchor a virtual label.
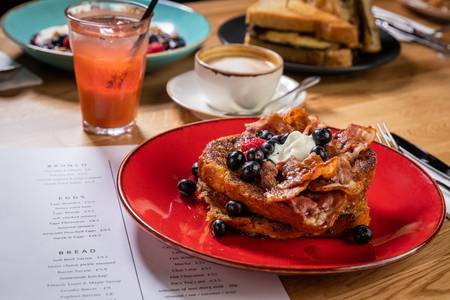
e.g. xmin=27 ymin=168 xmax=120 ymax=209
xmin=376 ymin=122 xmax=450 ymax=193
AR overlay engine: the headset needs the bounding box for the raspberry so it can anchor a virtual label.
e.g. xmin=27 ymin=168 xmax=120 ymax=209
xmin=147 ymin=42 xmax=165 ymax=54
xmin=241 ymin=137 xmax=265 ymax=152
xmin=63 ymin=36 xmax=70 ymax=49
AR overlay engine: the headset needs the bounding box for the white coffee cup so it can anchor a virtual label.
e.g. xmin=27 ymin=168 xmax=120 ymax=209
xmin=195 ymin=44 xmax=283 ymax=112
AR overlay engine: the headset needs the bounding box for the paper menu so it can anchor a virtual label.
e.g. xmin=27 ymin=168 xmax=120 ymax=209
xmin=0 ymin=146 xmax=289 ymax=300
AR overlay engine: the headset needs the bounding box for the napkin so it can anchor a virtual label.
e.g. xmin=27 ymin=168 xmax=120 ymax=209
xmin=372 ymin=6 xmax=436 ymax=42
xmin=0 ymin=51 xmax=42 ymax=92
xmin=402 ymin=151 xmax=450 ymax=219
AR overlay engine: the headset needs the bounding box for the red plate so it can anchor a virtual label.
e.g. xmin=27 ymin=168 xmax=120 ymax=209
xmin=117 ymin=119 xmax=445 ymax=274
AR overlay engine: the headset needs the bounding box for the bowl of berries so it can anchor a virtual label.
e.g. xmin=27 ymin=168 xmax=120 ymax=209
xmin=1 ymin=0 xmax=210 ymax=71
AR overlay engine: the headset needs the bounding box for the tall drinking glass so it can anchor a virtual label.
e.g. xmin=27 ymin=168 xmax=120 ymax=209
xmin=65 ymin=1 xmax=150 ymax=136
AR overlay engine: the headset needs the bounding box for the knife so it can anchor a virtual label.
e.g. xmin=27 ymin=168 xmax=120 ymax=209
xmin=375 ymin=19 xmax=450 ymax=56
xmin=391 ymin=133 xmax=450 ymax=179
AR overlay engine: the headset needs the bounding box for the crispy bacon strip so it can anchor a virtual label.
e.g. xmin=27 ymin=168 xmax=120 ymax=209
xmin=260 ymin=160 xmax=278 ymax=190
xmin=264 ymin=124 xmax=376 ymax=202
xmin=265 ymin=154 xmax=339 ymax=202
xmin=290 ymin=191 xmax=348 ymax=228
xmin=245 ymin=107 xmax=322 ymax=135
xmin=308 ymin=156 xmax=363 ymax=195
xmin=246 ymin=113 xmax=293 ymax=135
xmin=328 ymin=124 xmax=376 ymax=161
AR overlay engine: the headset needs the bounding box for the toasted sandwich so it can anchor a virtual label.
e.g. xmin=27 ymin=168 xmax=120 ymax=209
xmin=245 ymin=0 xmax=381 ymax=67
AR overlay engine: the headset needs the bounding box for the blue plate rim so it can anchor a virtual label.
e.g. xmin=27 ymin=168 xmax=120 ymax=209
xmin=0 ymin=0 xmax=211 ymax=59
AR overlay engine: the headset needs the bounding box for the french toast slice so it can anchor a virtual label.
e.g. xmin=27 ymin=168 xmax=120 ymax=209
xmin=198 ymin=179 xmax=370 ymax=239
xmin=198 ymin=134 xmax=376 ymax=233
xmin=196 ymin=108 xmax=376 ymax=239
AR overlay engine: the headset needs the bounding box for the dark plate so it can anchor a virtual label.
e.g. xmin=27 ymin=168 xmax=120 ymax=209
xmin=218 ymin=16 xmax=401 ymax=75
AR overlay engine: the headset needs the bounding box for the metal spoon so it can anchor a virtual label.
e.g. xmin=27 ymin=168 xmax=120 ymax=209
xmin=207 ymin=76 xmax=320 ymax=116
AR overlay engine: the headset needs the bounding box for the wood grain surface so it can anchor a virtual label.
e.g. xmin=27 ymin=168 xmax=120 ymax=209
xmin=0 ymin=0 xmax=449 ymax=299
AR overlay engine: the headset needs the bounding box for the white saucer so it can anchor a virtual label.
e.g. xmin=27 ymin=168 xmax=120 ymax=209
xmin=0 ymin=51 xmax=20 ymax=80
xmin=166 ymin=70 xmax=306 ymax=120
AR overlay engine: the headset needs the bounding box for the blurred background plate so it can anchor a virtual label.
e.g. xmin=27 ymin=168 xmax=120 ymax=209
xmin=218 ymin=16 xmax=401 ymax=75
xmin=400 ymin=0 xmax=450 ymax=22
xmin=1 ymin=0 xmax=210 ymax=71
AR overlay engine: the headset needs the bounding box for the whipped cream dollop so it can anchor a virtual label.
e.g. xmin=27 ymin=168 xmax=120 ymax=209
xmin=269 ymin=131 xmax=315 ymax=164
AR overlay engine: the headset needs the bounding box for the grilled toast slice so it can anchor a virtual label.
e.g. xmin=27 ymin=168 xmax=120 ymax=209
xmin=308 ymin=0 xmax=381 ymax=53
xmin=246 ymin=0 xmax=359 ymax=47
xmin=245 ymin=34 xmax=353 ymax=67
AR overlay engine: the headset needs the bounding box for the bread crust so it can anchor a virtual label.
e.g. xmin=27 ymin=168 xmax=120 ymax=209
xmin=246 ymin=0 xmax=359 ymax=47
xmin=245 ymin=34 xmax=353 ymax=67
xmin=198 ymin=179 xmax=370 ymax=240
xmin=357 ymin=0 xmax=382 ymax=53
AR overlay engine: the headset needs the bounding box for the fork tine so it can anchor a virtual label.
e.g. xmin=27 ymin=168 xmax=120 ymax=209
xmin=382 ymin=122 xmax=399 ymax=150
xmin=376 ymin=123 xmax=391 ymax=147
xmin=376 ymin=132 xmax=383 ymax=144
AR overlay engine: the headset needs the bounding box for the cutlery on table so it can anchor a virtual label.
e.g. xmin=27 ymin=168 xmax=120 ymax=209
xmin=375 ymin=122 xmax=450 ymax=196
xmin=376 ymin=19 xmax=450 ymax=55
xmin=373 ymin=6 xmax=450 ymax=56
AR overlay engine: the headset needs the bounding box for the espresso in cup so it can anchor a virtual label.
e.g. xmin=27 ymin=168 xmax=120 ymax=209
xmin=195 ymin=44 xmax=283 ymax=112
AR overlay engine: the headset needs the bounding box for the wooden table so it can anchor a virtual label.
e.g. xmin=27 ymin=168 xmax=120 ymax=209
xmin=1 ymin=0 xmax=449 ymax=299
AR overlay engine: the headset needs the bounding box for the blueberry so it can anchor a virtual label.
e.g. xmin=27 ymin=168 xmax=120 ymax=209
xmin=239 ymin=161 xmax=261 ymax=182
xmin=58 ymin=34 xmax=67 ymax=45
xmin=225 ymin=200 xmax=245 ymax=217
xmin=269 ymin=134 xmax=289 ymax=145
xmin=30 ymin=33 xmax=38 ymax=45
xmin=149 ymin=34 xmax=159 ymax=43
xmin=246 ymin=148 xmax=265 ymax=162
xmin=268 ymin=135 xmax=281 ymax=145
xmin=310 ymin=145 xmax=328 ymax=161
xmin=312 ymin=128 xmax=332 ymax=146
xmin=177 ymin=179 xmax=196 ymax=196
xmin=352 ymin=225 xmax=373 ymax=244
xmin=211 ymin=220 xmax=227 ymax=237
xmin=51 ymin=36 xmax=61 ymax=46
xmin=192 ymin=162 xmax=198 ymax=178
xmin=227 ymin=151 xmax=245 ymax=171
xmin=176 ymin=38 xmax=186 ymax=48
xmin=261 ymin=141 xmax=275 ymax=156
xmin=257 ymin=130 xmax=274 ymax=140
xmin=263 ymin=158 xmax=275 ymax=165
xmin=280 ymin=133 xmax=289 ymax=144
xmin=161 ymin=33 xmax=171 ymax=40
xmin=168 ymin=39 xmax=178 ymax=49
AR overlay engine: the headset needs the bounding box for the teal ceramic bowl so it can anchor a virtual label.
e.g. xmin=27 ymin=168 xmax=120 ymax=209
xmin=1 ymin=0 xmax=210 ymax=71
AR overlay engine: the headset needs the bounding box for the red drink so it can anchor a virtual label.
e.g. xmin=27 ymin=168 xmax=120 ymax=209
xmin=66 ymin=3 xmax=150 ymax=135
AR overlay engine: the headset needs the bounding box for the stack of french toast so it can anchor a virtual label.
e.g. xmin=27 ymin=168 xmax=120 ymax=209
xmin=245 ymin=0 xmax=381 ymax=67
xmin=196 ymin=108 xmax=377 ymax=240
